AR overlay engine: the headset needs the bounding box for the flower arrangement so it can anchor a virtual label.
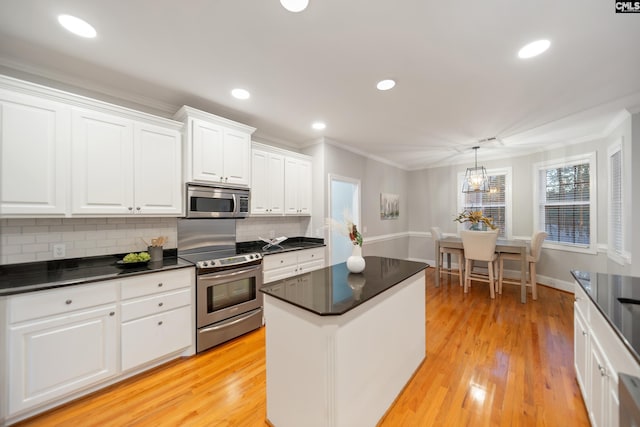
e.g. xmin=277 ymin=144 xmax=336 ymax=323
xmin=348 ymin=222 xmax=363 ymax=246
xmin=325 ymin=210 xmax=363 ymax=246
xmin=453 ymin=210 xmax=497 ymax=230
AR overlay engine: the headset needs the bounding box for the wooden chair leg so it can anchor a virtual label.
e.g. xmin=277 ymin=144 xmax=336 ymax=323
xmin=464 ymin=259 xmax=470 ymax=293
xmin=498 ymin=257 xmax=504 ymax=293
xmin=488 ymin=260 xmax=495 ymax=299
xmin=530 ymin=262 xmax=538 ymax=300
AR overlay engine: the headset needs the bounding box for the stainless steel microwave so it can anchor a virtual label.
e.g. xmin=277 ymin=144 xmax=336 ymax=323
xmin=185 ymin=183 xmax=250 ymax=218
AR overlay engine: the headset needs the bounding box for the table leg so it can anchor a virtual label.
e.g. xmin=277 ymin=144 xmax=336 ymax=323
xmin=520 ymin=246 xmax=527 ymax=303
xmin=446 ymin=253 xmax=451 ymax=271
xmin=435 ymin=240 xmax=440 ymax=287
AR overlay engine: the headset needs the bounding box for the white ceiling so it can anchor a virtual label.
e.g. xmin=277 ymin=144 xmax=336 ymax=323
xmin=1 ymin=0 xmax=639 ymax=170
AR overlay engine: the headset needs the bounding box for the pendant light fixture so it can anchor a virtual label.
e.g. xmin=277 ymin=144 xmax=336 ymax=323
xmin=462 ymin=146 xmax=489 ymax=193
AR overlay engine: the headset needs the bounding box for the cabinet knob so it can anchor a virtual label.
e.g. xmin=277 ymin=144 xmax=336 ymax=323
xmin=280 ymin=260 xmax=284 ymax=264
xmin=158 ymin=302 xmax=164 ymax=307
xmin=65 ymin=299 xmax=72 ymax=305
xmin=582 ymin=330 xmax=587 ymax=336
xmin=158 ymin=321 xmax=163 ymax=326
xmin=158 ymin=282 xmax=163 ymax=287
xmin=136 ymin=207 xmax=141 ymax=211
xmin=598 ymin=364 xmax=607 ymax=377
xmin=128 ymin=207 xmax=133 ymax=211
xmin=225 ymin=177 xmax=228 ymax=182
xmin=109 ymin=312 xmax=115 ymax=316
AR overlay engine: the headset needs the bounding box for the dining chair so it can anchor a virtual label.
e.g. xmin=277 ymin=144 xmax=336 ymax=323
xmin=431 ymin=227 xmax=464 ymax=287
xmin=460 ymin=230 xmax=499 ymax=298
xmin=497 ymin=231 xmax=548 ymax=300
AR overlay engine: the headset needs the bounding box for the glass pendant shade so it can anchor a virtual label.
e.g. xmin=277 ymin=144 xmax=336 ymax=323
xmin=462 ymin=147 xmax=489 ymax=193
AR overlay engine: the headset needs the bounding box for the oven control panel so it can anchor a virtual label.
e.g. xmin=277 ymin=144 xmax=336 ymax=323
xmin=196 ymin=253 xmax=262 ymax=270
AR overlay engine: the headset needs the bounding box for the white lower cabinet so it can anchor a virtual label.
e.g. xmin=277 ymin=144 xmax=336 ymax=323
xmin=120 ymin=271 xmax=193 ymax=372
xmin=263 ymin=247 xmax=325 ymax=284
xmin=574 ymin=281 xmax=637 ymax=427
xmin=4 ymin=268 xmax=195 ymax=423
xmin=7 ymin=282 xmax=118 ymax=415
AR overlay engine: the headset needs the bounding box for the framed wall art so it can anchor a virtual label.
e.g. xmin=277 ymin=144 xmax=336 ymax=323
xmin=380 ymin=193 xmax=399 ymax=220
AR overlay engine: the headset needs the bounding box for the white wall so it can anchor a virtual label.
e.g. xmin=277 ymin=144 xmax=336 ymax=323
xmin=407 ymin=112 xmax=637 ymax=286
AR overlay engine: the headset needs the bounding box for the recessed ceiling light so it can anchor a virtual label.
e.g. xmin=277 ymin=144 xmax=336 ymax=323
xmin=376 ymin=79 xmax=396 ymax=91
xmin=280 ymin=0 xmax=309 ymax=12
xmin=312 ymin=122 xmax=326 ymax=130
xmin=231 ymin=88 xmax=251 ymax=100
xmin=57 ymin=14 xmax=97 ymax=38
xmin=517 ymin=39 xmax=550 ymax=59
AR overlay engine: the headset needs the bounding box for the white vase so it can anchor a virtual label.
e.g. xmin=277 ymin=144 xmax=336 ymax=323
xmin=347 ymin=245 xmax=366 ymax=273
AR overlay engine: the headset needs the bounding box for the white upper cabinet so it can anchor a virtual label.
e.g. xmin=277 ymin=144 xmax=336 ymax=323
xmin=71 ymin=108 xmax=135 ymax=214
xmin=175 ymin=106 xmax=255 ymax=186
xmin=284 ymin=156 xmax=312 ymax=215
xmin=0 ymin=89 xmax=70 ymax=215
xmin=251 ymin=148 xmax=285 ymax=215
xmin=72 ymin=109 xmax=182 ymax=215
xmin=0 ymin=75 xmax=183 ymax=217
xmin=134 ymin=123 xmax=182 ymax=215
xmin=252 ymin=142 xmax=312 ymax=217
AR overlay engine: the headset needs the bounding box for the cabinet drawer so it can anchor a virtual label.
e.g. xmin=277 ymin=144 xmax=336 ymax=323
xmin=296 ymin=247 xmax=324 ymax=264
xmin=121 ymin=288 xmax=191 ymax=322
xmin=9 ymin=281 xmax=118 ymax=324
xmin=298 ymin=258 xmax=324 ymax=274
xmin=121 ymin=306 xmax=192 ymax=371
xmin=121 ymin=268 xmax=194 ymax=299
xmin=264 ymin=265 xmax=297 ymax=284
xmin=263 ymin=251 xmax=298 ymax=270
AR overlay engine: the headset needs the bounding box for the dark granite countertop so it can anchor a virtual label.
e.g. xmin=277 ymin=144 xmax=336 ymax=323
xmin=0 ymin=250 xmax=194 ymax=296
xmin=236 ymin=237 xmax=324 ymax=255
xmin=260 ymin=256 xmax=428 ymax=316
xmin=571 ymin=270 xmax=640 ymax=364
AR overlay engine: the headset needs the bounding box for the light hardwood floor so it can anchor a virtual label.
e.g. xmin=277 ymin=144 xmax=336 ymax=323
xmin=14 ymin=268 xmax=589 ymax=426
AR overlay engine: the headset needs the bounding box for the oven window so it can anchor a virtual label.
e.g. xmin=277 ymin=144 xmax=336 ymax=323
xmin=191 ymin=197 xmax=234 ymax=213
xmin=207 ymin=277 xmax=256 ymax=312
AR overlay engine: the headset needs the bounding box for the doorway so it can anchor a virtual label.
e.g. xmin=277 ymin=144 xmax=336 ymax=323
xmin=328 ymin=174 xmax=361 ymax=266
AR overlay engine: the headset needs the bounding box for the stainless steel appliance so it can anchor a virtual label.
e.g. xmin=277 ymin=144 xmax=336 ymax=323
xmin=621 ymin=373 xmax=640 ymax=427
xmin=178 ymin=219 xmax=263 ymax=353
xmin=185 ymin=183 xmax=250 ymax=218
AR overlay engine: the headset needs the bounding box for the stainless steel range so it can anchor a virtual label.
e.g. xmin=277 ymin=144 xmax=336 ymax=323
xmin=178 ymin=219 xmax=263 ymax=353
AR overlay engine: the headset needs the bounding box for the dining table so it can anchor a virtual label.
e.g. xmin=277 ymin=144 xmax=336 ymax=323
xmin=434 ymin=236 xmax=529 ymax=303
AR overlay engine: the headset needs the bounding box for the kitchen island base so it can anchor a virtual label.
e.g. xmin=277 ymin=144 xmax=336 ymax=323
xmin=264 ymin=269 xmax=425 ymax=427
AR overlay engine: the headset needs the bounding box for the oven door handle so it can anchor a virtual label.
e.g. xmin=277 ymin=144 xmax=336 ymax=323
xmin=199 ymin=309 xmax=261 ymax=333
xmin=200 ymin=265 xmax=262 ymax=280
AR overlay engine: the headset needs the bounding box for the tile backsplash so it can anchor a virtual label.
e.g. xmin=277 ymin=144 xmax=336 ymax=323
xmin=1 ymin=216 xmax=313 ymax=265
xmin=235 ymin=216 xmax=311 ymax=242
xmin=0 ymin=217 xmax=178 ymax=265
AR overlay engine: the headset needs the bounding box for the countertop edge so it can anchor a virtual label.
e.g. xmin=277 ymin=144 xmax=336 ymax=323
xmin=0 ymin=260 xmax=194 ymax=297
xmin=570 ymin=270 xmax=640 ymax=366
xmin=261 ymin=259 xmax=428 ymax=316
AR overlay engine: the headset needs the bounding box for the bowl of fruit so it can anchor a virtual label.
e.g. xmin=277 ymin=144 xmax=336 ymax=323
xmin=117 ymin=251 xmax=151 ymax=267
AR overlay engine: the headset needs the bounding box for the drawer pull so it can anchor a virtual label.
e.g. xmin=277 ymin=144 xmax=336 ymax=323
xmin=582 ymin=330 xmax=587 ymax=336
xmin=158 ymin=302 xmax=164 ymax=307
xmin=280 ymin=260 xmax=284 ymax=264
xmin=65 ymin=299 xmax=72 ymax=305
xmin=158 ymin=283 xmax=163 ymax=287
xmin=109 ymin=312 xmax=115 ymax=316
xmin=158 ymin=321 xmax=163 ymax=326
xmin=598 ymin=364 xmax=607 ymax=377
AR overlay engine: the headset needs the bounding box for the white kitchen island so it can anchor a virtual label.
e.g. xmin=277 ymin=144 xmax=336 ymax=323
xmin=261 ymin=256 xmax=428 ymax=427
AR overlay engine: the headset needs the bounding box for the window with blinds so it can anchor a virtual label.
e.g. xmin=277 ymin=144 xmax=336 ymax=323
xmin=535 ymin=153 xmax=596 ymax=250
xmin=463 ymin=173 xmax=507 ymax=237
xmin=608 ymin=142 xmax=624 ymax=263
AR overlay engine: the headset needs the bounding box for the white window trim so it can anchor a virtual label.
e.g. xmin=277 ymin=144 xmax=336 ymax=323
xmin=533 ymin=152 xmax=597 ymax=255
xmin=607 ymin=139 xmax=629 ymax=265
xmin=457 ymin=167 xmax=512 ymax=239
